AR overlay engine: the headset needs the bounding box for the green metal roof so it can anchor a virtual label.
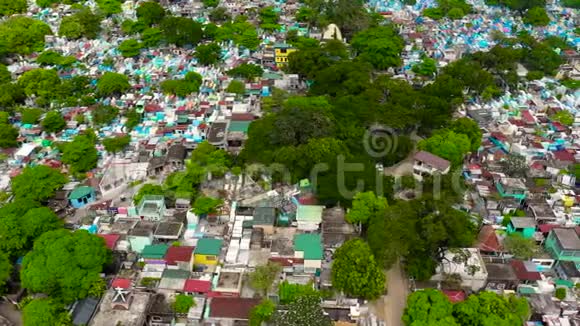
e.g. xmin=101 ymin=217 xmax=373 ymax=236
xmin=294 ymin=234 xmax=323 ymax=260
xmin=142 ymin=244 xmax=169 ymax=259
xmin=296 ymin=205 xmax=324 ymax=222
xmin=555 ymin=279 xmax=574 ymax=288
xmin=195 ymin=238 xmax=222 ymax=256
xmin=162 ymin=269 xmax=190 ymax=279
xmin=228 ymin=121 xmax=251 ymax=133
xmin=68 ymin=186 xmax=94 ymax=200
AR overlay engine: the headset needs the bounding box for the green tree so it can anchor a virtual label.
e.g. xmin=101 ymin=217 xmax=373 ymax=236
xmin=453 ymin=291 xmax=529 ymax=326
xmin=0 ymin=16 xmax=52 ymax=57
xmin=160 ymin=17 xmax=202 ymax=47
xmin=226 ymin=80 xmax=245 ymax=95
xmin=11 ymin=165 xmax=68 ymax=201
xmin=417 ymin=129 xmax=471 ymax=166
xmin=172 ymin=294 xmax=195 ymax=313
xmin=249 ymin=299 xmax=275 ymax=326
xmin=92 ymin=104 xmax=119 ymax=126
xmin=332 ymin=239 xmax=385 ymax=299
xmin=194 ymin=42 xmax=222 ymax=65
xmin=523 ymin=7 xmax=550 ymax=26
xmin=249 ymin=262 xmax=282 ymax=297
xmin=36 ymin=50 xmax=76 ymax=67
xmin=402 ymin=289 xmax=457 ymax=325
xmin=136 ymin=1 xmax=165 ymax=26
xmin=96 ymin=0 xmax=123 ymax=16
xmin=22 ymin=298 xmax=72 ymax=326
xmin=0 ymin=0 xmax=26 ymax=16
xmin=272 ymin=295 xmax=331 ymax=326
xmin=278 ymin=281 xmax=320 ymax=304
xmin=0 ymin=83 xmax=26 ymax=107
xmin=346 ymin=191 xmax=388 ymax=225
xmin=103 ymin=135 xmax=131 ymax=153
xmin=555 ymin=287 xmax=566 ymax=300
xmin=96 ymin=72 xmax=130 ymax=97
xmin=0 ymin=64 xmax=10 ymax=83
xmin=412 ymin=57 xmax=437 ymax=77
xmin=0 ymin=252 xmax=11 ymax=294
xmin=133 ymin=183 xmax=164 ymax=204
xmin=503 ymin=234 xmax=537 ymax=259
xmin=192 ymin=196 xmax=223 ymax=216
xmin=0 ymin=124 xmax=18 ymax=148
xmin=227 ymin=63 xmax=264 ymax=80
xmin=209 ymin=7 xmax=230 ymax=23
xmin=202 ymin=0 xmax=219 ymax=6
xmin=124 ymin=109 xmax=141 ymax=131
xmin=61 ymin=134 xmax=98 ymax=174
xmin=42 ymin=110 xmax=66 ymax=133
xmin=118 ymin=39 xmax=143 ymax=57
xmin=18 ymin=68 xmax=61 ymax=101
xmin=351 ymin=25 xmax=404 ymax=70
xmin=58 ymin=8 xmax=101 ymax=39
xmin=449 ymin=117 xmax=482 ymax=152
xmin=551 ymin=110 xmax=574 ymax=126
xmin=259 ymin=6 xmax=280 ymax=32
xmin=21 ymin=229 xmax=111 ymax=303
xmin=141 ymin=27 xmax=163 ymax=47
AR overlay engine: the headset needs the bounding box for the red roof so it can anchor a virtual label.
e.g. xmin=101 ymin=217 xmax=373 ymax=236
xmin=269 ymin=257 xmax=304 ymax=267
xmin=552 ymin=150 xmax=576 ymax=162
xmin=478 ymin=225 xmax=502 ymax=253
xmin=490 ymin=132 xmax=508 ymax=142
xmin=231 ymin=113 xmax=255 ymax=121
xmin=510 ymin=260 xmax=542 ymax=281
xmin=145 ymin=104 xmax=162 ymax=112
xmin=97 ymin=234 xmax=120 ymax=250
xmin=552 ymin=122 xmax=567 ymax=132
xmin=209 ymin=298 xmax=260 ymax=320
xmin=112 ymin=278 xmax=131 ymax=289
xmin=530 ymin=161 xmax=544 ymax=170
xmin=538 ymin=224 xmax=559 ymax=234
xmin=164 ymin=246 xmax=194 ymax=265
xmin=521 ymin=110 xmax=535 ymax=125
xmin=183 ymin=279 xmax=212 ymax=293
xmin=442 ymin=290 xmax=466 ymax=303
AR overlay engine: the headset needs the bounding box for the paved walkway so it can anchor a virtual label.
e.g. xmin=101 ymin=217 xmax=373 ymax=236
xmin=370 ymin=261 xmax=409 ymax=326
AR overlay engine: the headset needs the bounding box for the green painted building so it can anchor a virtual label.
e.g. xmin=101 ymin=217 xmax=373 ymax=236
xmin=545 ymin=228 xmax=580 ymax=264
xmin=506 ymin=217 xmax=536 ymax=239
xmin=495 ymin=178 xmax=527 ymax=203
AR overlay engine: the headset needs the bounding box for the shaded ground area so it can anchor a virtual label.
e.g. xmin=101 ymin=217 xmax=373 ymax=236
xmin=370 ymin=261 xmax=409 ymax=326
xmin=0 ymin=302 xmax=22 ymax=326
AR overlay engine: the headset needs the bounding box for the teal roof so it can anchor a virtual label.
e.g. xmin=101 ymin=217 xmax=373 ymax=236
xmin=195 ymin=238 xmax=222 ymax=256
xmin=142 ymin=244 xmax=169 ymax=259
xmin=294 ymin=234 xmax=323 ymax=260
xmin=68 ymin=186 xmax=94 ymax=200
xmin=162 ymin=269 xmax=190 ymax=279
xmin=228 ymin=121 xmax=251 ymax=133
xmin=274 ymin=42 xmax=292 ymax=49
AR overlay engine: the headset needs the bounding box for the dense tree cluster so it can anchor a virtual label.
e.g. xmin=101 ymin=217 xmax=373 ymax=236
xmin=11 ymin=165 xmax=68 ymax=202
xmin=61 ymin=134 xmax=98 ymax=174
xmin=0 ymin=16 xmax=52 ymax=58
xmin=423 ymin=0 xmax=473 ymax=20
xmin=403 ymin=289 xmax=529 ymax=326
xmin=59 ymin=8 xmax=102 ymax=39
xmin=160 ymin=71 xmax=203 ymax=97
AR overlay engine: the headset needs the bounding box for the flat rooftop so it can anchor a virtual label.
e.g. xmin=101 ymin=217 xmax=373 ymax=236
xmin=90 ymin=291 xmax=150 ymax=326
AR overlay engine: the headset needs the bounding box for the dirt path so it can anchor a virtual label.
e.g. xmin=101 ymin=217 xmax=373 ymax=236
xmin=371 ymin=261 xmax=409 ymax=326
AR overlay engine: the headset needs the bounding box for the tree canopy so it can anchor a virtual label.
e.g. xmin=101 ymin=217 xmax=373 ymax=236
xmin=0 ymin=119 xmax=18 ymax=148
xmin=11 ymin=165 xmax=68 ymax=202
xmin=103 ymin=135 xmax=131 ymax=153
xmin=194 ymin=42 xmax=222 ymax=66
xmin=58 ymin=8 xmax=101 ymax=39
xmin=136 ymin=1 xmax=166 ymax=26
xmin=21 ymin=229 xmax=111 ymax=303
xmin=249 ymin=262 xmax=282 ymax=297
xmin=42 ymin=111 xmax=66 ymax=133
xmin=172 ymin=294 xmax=195 ymax=313
xmin=351 ymin=25 xmax=405 ymax=70
xmin=346 ymin=191 xmax=388 ymax=225
xmin=523 ymin=7 xmax=550 ymax=26
xmin=0 ymin=16 xmax=52 ymax=57
xmin=133 ymin=183 xmax=164 ymax=204
xmin=249 ymin=299 xmax=275 ymax=326
xmin=332 ymin=239 xmax=385 ymax=299
xmin=118 ymin=39 xmax=143 ymax=57
xmin=61 ymin=134 xmax=98 ymax=174
xmin=160 ymin=17 xmax=202 ymax=47
xmin=272 ymin=294 xmax=332 ymax=326
xmin=418 ymin=130 xmax=471 ymax=166
xmin=0 ymin=252 xmax=11 ymax=294
xmin=503 ymin=233 xmax=537 ymax=259
xmin=227 ymin=63 xmax=264 ymax=80
xmin=96 ymin=72 xmax=131 ymax=97
xmin=192 ymin=196 xmax=223 ymax=216
xmin=0 ymin=0 xmax=26 ymax=16
xmin=91 ymin=104 xmax=119 ymax=126
xmin=22 ymin=298 xmax=72 ymax=326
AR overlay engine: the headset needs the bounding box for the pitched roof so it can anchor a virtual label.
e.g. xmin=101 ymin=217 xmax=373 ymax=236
xmin=294 ymin=233 xmax=323 ymax=260
xmin=552 ymin=150 xmax=576 ymax=163
xmin=510 ymin=217 xmax=536 ymax=229
xmin=164 ymin=246 xmax=194 ymax=265
xmin=510 ymin=260 xmax=542 ymax=281
xmin=111 ymin=278 xmax=131 ymax=289
xmin=414 ymin=151 xmax=451 ymax=171
xmin=68 ymin=186 xmax=94 ymax=200
xmin=195 ymin=238 xmax=223 ymax=256
xmin=478 ymin=225 xmax=502 ymax=252
xmin=209 ymin=298 xmax=260 ymax=320
xmin=552 ymin=228 xmax=580 ymax=250
xmin=442 ymin=290 xmax=466 ymax=303
xmin=141 ymin=244 xmax=169 ymax=259
xmin=97 ymin=234 xmax=120 ymax=250
xmin=183 ymin=279 xmax=212 ymax=293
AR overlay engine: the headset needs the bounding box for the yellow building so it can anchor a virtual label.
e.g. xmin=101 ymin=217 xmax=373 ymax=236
xmin=274 ymin=43 xmax=296 ymax=67
xmin=194 ymin=238 xmax=223 ymax=266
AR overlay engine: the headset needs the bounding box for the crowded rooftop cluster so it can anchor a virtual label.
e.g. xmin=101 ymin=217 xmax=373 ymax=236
xmin=0 ymin=0 xmax=578 ymax=324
